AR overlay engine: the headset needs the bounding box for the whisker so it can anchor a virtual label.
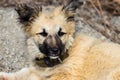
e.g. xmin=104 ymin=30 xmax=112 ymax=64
xmin=58 ymin=57 xmax=63 ymax=63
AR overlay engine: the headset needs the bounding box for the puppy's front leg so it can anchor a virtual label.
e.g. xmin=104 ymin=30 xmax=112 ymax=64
xmin=0 ymin=72 xmax=16 ymax=80
xmin=0 ymin=68 xmax=40 ymax=80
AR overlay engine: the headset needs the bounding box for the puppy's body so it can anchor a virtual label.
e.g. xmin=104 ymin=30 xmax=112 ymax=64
xmin=1 ymin=34 xmax=120 ymax=80
xmin=1 ymin=0 xmax=120 ymax=80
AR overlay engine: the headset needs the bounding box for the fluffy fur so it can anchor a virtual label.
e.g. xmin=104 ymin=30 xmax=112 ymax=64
xmin=1 ymin=34 xmax=120 ymax=80
xmin=1 ymin=0 xmax=120 ymax=80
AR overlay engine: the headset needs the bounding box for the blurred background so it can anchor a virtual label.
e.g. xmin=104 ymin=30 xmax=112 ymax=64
xmin=0 ymin=0 xmax=120 ymax=72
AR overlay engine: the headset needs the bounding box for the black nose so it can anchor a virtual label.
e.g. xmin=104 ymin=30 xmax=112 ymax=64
xmin=49 ymin=48 xmax=59 ymax=53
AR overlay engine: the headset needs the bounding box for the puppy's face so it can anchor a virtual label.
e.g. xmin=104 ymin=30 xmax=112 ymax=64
xmin=16 ymin=1 xmax=81 ymax=60
xmin=29 ymin=8 xmax=75 ymax=59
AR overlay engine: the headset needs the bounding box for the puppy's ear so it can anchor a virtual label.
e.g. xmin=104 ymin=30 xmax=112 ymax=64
xmin=15 ymin=4 xmax=42 ymax=25
xmin=62 ymin=0 xmax=84 ymax=21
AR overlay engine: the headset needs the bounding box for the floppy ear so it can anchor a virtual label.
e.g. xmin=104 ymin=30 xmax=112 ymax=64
xmin=62 ymin=0 xmax=84 ymax=21
xmin=15 ymin=4 xmax=42 ymax=25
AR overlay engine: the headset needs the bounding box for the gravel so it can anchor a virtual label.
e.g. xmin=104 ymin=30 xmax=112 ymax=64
xmin=0 ymin=8 xmax=29 ymax=72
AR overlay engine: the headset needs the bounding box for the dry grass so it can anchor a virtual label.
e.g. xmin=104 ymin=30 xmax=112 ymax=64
xmin=77 ymin=0 xmax=120 ymax=43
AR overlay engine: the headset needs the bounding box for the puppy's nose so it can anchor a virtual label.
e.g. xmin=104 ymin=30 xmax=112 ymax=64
xmin=49 ymin=48 xmax=59 ymax=53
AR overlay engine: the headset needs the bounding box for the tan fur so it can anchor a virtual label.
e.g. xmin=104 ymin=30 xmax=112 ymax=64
xmin=0 ymin=6 xmax=120 ymax=80
xmin=1 ymin=34 xmax=120 ymax=80
xmin=26 ymin=6 xmax=75 ymax=50
xmin=26 ymin=6 xmax=75 ymax=36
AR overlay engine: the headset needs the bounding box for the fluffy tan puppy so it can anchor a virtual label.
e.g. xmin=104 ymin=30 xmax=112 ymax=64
xmin=0 ymin=0 xmax=120 ymax=80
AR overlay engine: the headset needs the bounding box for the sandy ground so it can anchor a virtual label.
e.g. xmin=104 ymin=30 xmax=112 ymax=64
xmin=0 ymin=7 xmax=105 ymax=72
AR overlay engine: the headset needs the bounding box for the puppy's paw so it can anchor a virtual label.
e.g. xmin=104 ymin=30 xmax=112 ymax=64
xmin=0 ymin=72 xmax=15 ymax=80
xmin=0 ymin=72 xmax=8 ymax=80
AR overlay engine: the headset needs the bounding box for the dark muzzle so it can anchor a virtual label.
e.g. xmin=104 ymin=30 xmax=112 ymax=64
xmin=39 ymin=35 xmax=64 ymax=59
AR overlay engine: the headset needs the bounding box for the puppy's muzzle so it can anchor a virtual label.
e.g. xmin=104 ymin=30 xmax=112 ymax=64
xmin=39 ymin=35 xmax=64 ymax=59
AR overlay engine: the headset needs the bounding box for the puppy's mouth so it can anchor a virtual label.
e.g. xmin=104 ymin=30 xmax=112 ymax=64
xmin=34 ymin=49 xmax=68 ymax=67
xmin=49 ymin=56 xmax=59 ymax=59
xmin=48 ymin=50 xmax=61 ymax=59
xmin=45 ymin=51 xmax=63 ymax=64
xmin=49 ymin=55 xmax=63 ymax=64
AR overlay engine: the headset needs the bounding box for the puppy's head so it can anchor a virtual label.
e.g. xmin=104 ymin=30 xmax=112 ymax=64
xmin=16 ymin=0 xmax=83 ymax=60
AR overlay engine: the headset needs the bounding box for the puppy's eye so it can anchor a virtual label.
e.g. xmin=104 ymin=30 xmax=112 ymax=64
xmin=39 ymin=32 xmax=48 ymax=37
xmin=37 ymin=29 xmax=48 ymax=37
xmin=58 ymin=28 xmax=66 ymax=37
xmin=67 ymin=16 xmax=74 ymax=22
xmin=58 ymin=32 xmax=66 ymax=37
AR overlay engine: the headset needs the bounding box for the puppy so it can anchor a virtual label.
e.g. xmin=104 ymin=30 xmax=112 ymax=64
xmin=0 ymin=0 xmax=120 ymax=80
